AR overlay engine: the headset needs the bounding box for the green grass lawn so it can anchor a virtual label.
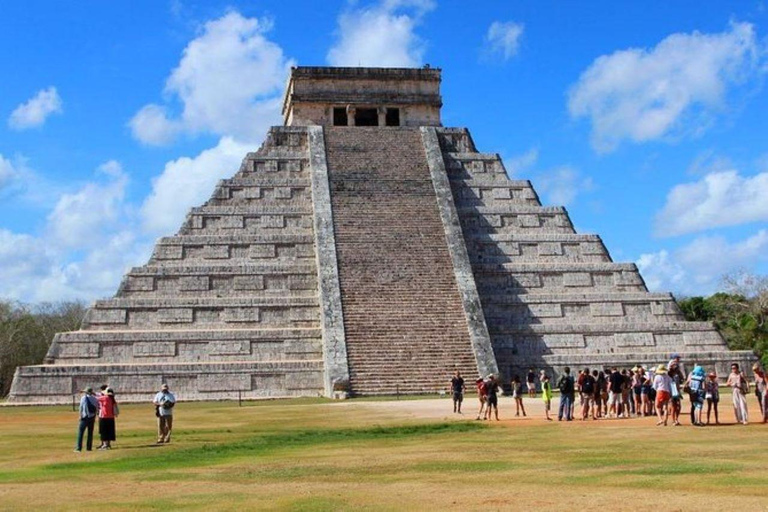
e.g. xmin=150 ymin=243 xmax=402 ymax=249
xmin=0 ymin=398 xmax=766 ymax=510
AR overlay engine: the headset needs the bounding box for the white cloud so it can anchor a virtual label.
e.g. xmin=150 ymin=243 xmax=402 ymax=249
xmin=327 ymin=0 xmax=435 ymax=67
xmin=568 ymin=22 xmax=762 ymax=152
xmin=46 ymin=161 xmax=129 ymax=248
xmin=8 ymin=87 xmax=63 ymax=130
xmin=485 ymin=21 xmax=524 ymax=60
xmin=141 ymin=136 xmax=249 ymax=234
xmin=0 ymin=154 xmax=22 ymax=192
xmin=534 ymin=166 xmax=594 ymax=206
xmin=504 ymin=148 xmax=538 ymax=176
xmin=129 ymin=11 xmax=293 ymax=145
xmin=655 ymin=169 xmax=768 ymax=237
xmin=638 ymin=230 xmax=768 ymax=295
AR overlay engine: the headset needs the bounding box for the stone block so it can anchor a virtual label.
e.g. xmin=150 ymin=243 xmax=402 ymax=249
xmin=538 ymin=242 xmax=562 ymax=256
xmin=249 ymin=245 xmax=276 ymax=258
xmin=134 ymin=342 xmax=176 ymax=357
xmin=563 ymin=273 xmax=593 ymax=287
xmin=542 ymin=334 xmax=585 ymax=348
xmin=274 ymin=187 xmax=293 ymax=199
xmin=126 ymin=277 xmax=154 ymax=292
xmin=180 ymin=276 xmax=210 ymax=291
xmin=529 ymin=303 xmax=562 ymax=318
xmin=209 ymin=340 xmax=251 ymax=356
xmin=154 ymin=245 xmax=183 ymax=260
xmin=519 ymin=215 xmax=540 ymax=228
xmin=261 ymin=215 xmax=285 ymax=228
xmin=157 ymin=309 xmax=194 ymax=324
xmin=252 ymin=373 xmax=286 ymax=392
xmin=590 ymin=302 xmax=624 ymax=317
xmin=58 ymin=343 xmax=100 ymax=358
xmin=615 ymin=333 xmax=655 ymax=347
xmin=223 ymin=308 xmax=260 ymax=323
xmin=89 ymin=309 xmax=127 ymax=325
xmin=615 ymin=271 xmax=644 ymax=286
xmin=651 ymin=301 xmax=679 ymax=316
xmin=492 ymin=188 xmax=512 ymax=200
xmin=202 ymin=246 xmax=229 ymax=259
xmin=243 ymin=187 xmax=261 ymax=199
xmin=198 ymin=374 xmax=252 ymax=392
xmin=233 ymin=276 xmax=265 ymax=290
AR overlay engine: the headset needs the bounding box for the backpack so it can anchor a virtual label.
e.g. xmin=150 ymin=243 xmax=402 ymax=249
xmin=559 ymin=375 xmax=574 ymax=395
xmin=581 ymin=376 xmax=595 ymax=394
xmin=85 ymin=397 xmax=97 ymax=415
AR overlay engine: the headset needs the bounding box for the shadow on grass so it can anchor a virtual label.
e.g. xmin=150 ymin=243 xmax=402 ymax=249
xmin=0 ymin=422 xmax=485 ymax=483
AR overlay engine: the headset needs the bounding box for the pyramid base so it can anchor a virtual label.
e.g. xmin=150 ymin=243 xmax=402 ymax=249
xmin=7 ymin=360 xmax=324 ymax=405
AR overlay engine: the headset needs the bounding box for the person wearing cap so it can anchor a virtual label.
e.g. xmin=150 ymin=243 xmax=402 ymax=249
xmin=752 ymin=363 xmax=767 ymax=423
xmin=153 ymin=383 xmax=176 ymax=443
xmin=75 ymin=387 xmax=100 ymax=452
xmin=726 ymin=363 xmax=749 ymax=425
xmin=704 ymin=371 xmax=720 ymax=425
xmin=652 ymin=364 xmax=672 ymax=426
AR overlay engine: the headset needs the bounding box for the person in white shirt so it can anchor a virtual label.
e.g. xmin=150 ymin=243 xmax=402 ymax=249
xmin=153 ymin=383 xmax=176 ymax=443
xmin=652 ymin=365 xmax=672 ymax=426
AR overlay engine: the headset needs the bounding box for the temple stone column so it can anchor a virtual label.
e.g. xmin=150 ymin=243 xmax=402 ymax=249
xmin=346 ymin=105 xmax=356 ymax=126
xmin=377 ymin=107 xmax=387 ymax=126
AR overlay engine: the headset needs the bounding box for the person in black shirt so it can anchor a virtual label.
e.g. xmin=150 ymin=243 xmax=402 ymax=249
xmin=557 ymin=367 xmax=575 ymax=421
xmin=526 ymin=368 xmax=536 ymax=397
xmin=608 ymin=367 xmax=624 ymax=418
xmin=450 ymin=370 xmax=466 ymax=414
xmin=485 ymin=375 xmax=500 ymax=421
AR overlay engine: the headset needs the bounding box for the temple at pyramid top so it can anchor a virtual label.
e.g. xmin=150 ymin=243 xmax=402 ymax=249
xmin=282 ymin=66 xmax=443 ymax=127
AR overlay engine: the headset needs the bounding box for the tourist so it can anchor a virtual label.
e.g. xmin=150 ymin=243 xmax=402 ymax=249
xmin=752 ymin=363 xmax=767 ymax=423
xmin=526 ymin=368 xmax=537 ymax=397
xmin=75 ymin=387 xmax=99 ymax=452
xmin=474 ymin=378 xmax=487 ymax=420
xmin=557 ymin=367 xmax=575 ymax=421
xmin=511 ymin=375 xmax=526 ymax=417
xmin=620 ymin=369 xmax=632 ymax=417
xmin=726 ymin=363 xmax=749 ymax=425
xmin=580 ymin=368 xmax=596 ymax=420
xmin=597 ymin=370 xmax=608 ymax=417
xmin=632 ymin=367 xmax=644 ymax=416
xmin=541 ymin=373 xmax=553 ymax=421
xmin=153 ymin=383 xmax=177 ymax=443
xmin=646 ymin=368 xmax=657 ymax=416
xmin=705 ymin=372 xmax=720 ymax=425
xmin=641 ymin=368 xmax=653 ymax=416
xmin=685 ymin=366 xmax=706 ymax=426
xmin=97 ymin=388 xmax=119 ymax=449
xmin=668 ymin=359 xmax=685 ymax=426
xmin=485 ymin=375 xmax=500 ymax=421
xmin=450 ymin=370 xmax=465 ymax=414
xmin=653 ymin=364 xmax=672 ymax=426
xmin=591 ymin=370 xmax=602 ymax=419
xmin=608 ymin=368 xmax=623 ymax=418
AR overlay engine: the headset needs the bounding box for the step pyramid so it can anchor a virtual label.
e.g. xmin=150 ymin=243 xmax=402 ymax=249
xmin=8 ymin=67 xmax=755 ymax=403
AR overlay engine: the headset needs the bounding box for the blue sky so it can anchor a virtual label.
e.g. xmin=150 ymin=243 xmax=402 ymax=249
xmin=1 ymin=0 xmax=767 ymax=302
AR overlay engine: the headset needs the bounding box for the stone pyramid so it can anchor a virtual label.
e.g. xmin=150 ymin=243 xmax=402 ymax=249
xmin=9 ymin=67 xmax=754 ymax=403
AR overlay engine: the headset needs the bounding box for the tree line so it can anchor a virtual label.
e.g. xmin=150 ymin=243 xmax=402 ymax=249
xmin=0 ymin=301 xmax=86 ymax=397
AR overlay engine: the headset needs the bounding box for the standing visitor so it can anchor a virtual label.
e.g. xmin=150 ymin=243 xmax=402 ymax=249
xmin=526 ymin=368 xmax=537 ymax=398
xmin=97 ymin=388 xmax=119 ymax=449
xmin=75 ymin=387 xmax=99 ymax=452
xmin=475 ymin=378 xmax=487 ymax=420
xmin=668 ymin=360 xmax=684 ymax=426
xmin=597 ymin=370 xmax=608 ymax=417
xmin=450 ymin=370 xmax=465 ymax=414
xmin=485 ymin=375 xmax=500 ymax=421
xmin=726 ymin=363 xmax=749 ymax=425
xmin=541 ymin=373 xmax=553 ymax=421
xmin=653 ymin=364 xmax=672 ymax=426
xmin=591 ymin=370 xmax=602 ymax=419
xmin=557 ymin=367 xmax=575 ymax=421
xmin=752 ymin=363 xmax=767 ymax=424
xmin=705 ymin=372 xmax=720 ymax=425
xmin=685 ymin=366 xmax=706 ymax=426
xmin=641 ymin=369 xmax=653 ymax=416
xmin=608 ymin=368 xmax=623 ymax=418
xmin=153 ymin=383 xmax=177 ymax=443
xmin=632 ymin=367 xmax=644 ymax=416
xmin=580 ymin=368 xmax=596 ymax=420
xmin=511 ymin=375 xmax=526 ymax=417
xmin=620 ymin=369 xmax=632 ymax=417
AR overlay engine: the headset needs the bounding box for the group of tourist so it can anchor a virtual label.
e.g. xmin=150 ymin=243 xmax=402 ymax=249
xmin=449 ymin=354 xmax=768 ymax=426
xmin=74 ymin=383 xmax=177 ymax=452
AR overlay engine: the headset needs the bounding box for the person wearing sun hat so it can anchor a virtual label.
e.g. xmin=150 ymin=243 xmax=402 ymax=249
xmin=652 ymin=364 xmax=672 ymax=426
xmin=685 ymin=365 xmax=706 ymax=426
xmin=705 ymin=371 xmax=720 ymax=425
xmin=74 ymin=387 xmax=99 ymax=452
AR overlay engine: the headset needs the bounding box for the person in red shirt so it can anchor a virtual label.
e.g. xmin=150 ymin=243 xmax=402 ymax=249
xmin=97 ymin=388 xmax=119 ymax=450
xmin=475 ymin=378 xmax=488 ymax=420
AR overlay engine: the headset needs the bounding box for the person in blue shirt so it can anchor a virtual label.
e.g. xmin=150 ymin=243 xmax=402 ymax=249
xmin=74 ymin=387 xmax=99 ymax=452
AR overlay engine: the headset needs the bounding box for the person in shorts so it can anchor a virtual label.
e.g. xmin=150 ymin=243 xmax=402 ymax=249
xmin=511 ymin=375 xmax=526 ymax=417
xmin=153 ymin=383 xmax=176 ymax=443
xmin=485 ymin=375 xmax=500 ymax=421
xmin=705 ymin=371 xmax=720 ymax=425
xmin=475 ymin=378 xmax=488 ymax=420
xmin=579 ymin=367 xmax=595 ymax=420
xmin=653 ymin=364 xmax=672 ymax=426
xmin=607 ymin=368 xmax=623 ymax=418
xmin=450 ymin=370 xmax=466 ymax=414
xmin=541 ymin=374 xmax=553 ymax=421
xmin=526 ymin=368 xmax=537 ymax=397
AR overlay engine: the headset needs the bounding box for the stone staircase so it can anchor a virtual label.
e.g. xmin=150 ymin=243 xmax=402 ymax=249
xmin=324 ymin=127 xmax=478 ymax=394
xmin=438 ymin=127 xmax=755 ymax=379
xmin=9 ymin=127 xmax=326 ymax=404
